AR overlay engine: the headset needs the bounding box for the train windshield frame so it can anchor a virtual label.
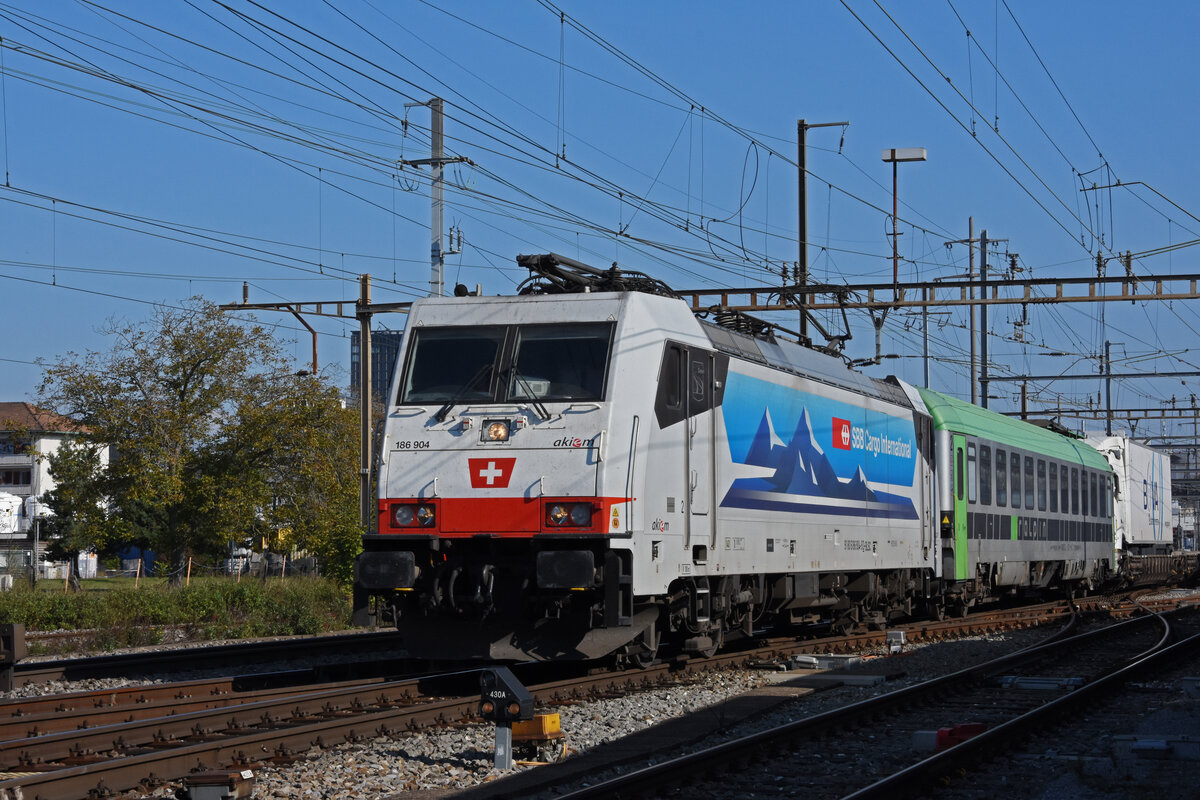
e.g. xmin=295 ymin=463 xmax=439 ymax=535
xmin=398 ymin=322 xmax=614 ymax=405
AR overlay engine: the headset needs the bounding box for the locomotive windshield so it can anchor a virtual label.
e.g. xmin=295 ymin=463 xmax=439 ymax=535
xmin=509 ymin=323 xmax=611 ymax=401
xmin=399 ymin=322 xmax=613 ymax=404
xmin=400 ymin=327 xmax=504 ymax=403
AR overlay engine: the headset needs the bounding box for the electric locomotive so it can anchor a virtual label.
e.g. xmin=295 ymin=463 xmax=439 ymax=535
xmin=353 ymin=252 xmax=1177 ymax=664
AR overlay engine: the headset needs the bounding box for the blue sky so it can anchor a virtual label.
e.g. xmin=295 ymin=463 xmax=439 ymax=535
xmin=0 ymin=1 xmax=1197 ymax=442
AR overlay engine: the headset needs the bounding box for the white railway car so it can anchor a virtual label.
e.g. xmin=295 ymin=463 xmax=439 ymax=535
xmin=1088 ymin=435 xmax=1175 ymax=583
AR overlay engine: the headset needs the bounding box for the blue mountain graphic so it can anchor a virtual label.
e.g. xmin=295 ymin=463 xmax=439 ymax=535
xmin=723 ymin=404 xmax=908 ymax=519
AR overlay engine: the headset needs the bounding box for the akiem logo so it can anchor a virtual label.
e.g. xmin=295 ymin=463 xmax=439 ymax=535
xmin=832 ymin=417 xmax=852 ymax=451
xmin=468 ymin=458 xmax=516 ymax=488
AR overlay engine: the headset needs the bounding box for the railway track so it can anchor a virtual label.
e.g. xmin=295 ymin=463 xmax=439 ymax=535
xmin=513 ymin=601 xmax=1190 ymax=800
xmin=14 ymin=628 xmax=410 ymax=686
xmin=0 ymin=593 xmax=1184 ymax=799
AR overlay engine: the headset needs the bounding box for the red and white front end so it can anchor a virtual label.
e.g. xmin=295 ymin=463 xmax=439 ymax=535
xmin=356 ymin=292 xmax=644 ymax=661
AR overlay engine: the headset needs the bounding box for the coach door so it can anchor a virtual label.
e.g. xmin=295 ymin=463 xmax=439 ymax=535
xmin=952 ymin=435 xmax=969 ymax=580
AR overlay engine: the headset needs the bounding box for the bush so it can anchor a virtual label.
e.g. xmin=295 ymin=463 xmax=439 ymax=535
xmin=0 ymin=577 xmax=352 ymax=654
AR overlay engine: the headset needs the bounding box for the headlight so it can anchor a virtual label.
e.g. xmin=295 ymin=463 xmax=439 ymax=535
xmin=390 ymin=502 xmax=435 ymax=528
xmin=569 ymin=504 xmax=592 ymax=526
xmin=484 ymin=420 xmax=510 ymax=442
xmin=546 ymin=502 xmax=593 ymax=528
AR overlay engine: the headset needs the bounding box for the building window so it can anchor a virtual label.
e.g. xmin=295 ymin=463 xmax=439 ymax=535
xmin=0 ymin=469 xmax=31 ymax=486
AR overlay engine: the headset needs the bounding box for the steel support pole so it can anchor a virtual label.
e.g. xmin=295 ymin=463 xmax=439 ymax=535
xmin=980 ymin=230 xmax=990 ymax=410
xmin=358 ymin=274 xmax=373 ymax=529
xmin=1105 ymin=340 xmax=1113 ymax=436
xmin=797 ymin=119 xmax=808 ymax=342
xmin=968 ymin=217 xmax=977 ymax=404
xmin=430 ymin=98 xmax=444 ymax=298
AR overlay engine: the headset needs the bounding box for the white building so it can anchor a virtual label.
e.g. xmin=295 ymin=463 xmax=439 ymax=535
xmin=0 ymin=402 xmax=107 ymax=536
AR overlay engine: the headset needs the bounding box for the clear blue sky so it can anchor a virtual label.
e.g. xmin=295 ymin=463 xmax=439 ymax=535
xmin=0 ymin=1 xmax=1197 ymax=441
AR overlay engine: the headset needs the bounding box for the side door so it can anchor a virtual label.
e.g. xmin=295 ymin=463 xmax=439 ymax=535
xmin=686 ymin=350 xmax=715 ymax=550
xmin=952 ymin=434 xmax=969 ymax=580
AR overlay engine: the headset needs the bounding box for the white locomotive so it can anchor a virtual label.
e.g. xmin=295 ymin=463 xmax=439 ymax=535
xmin=353 ymin=253 xmax=1194 ymax=663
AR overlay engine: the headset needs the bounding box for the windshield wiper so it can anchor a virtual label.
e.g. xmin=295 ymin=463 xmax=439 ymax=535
xmin=434 ymin=363 xmax=493 ymax=422
xmin=510 ymin=366 xmax=550 ymax=421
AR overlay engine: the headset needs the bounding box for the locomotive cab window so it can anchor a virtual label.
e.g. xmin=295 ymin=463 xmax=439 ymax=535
xmin=509 ymin=323 xmax=613 ymax=401
xmin=399 ymin=323 xmax=613 ymax=405
xmin=400 ymin=326 xmax=505 ymax=403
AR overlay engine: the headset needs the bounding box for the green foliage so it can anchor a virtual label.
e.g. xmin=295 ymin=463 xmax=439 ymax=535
xmin=0 ymin=578 xmax=352 ymax=653
xmin=37 ymin=298 xmax=364 ymax=581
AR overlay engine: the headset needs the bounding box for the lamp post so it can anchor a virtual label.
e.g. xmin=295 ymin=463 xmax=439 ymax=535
xmin=881 ymin=148 xmax=927 ymax=301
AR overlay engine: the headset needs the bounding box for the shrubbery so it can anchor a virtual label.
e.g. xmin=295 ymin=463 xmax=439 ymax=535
xmin=0 ymin=578 xmax=352 ymax=654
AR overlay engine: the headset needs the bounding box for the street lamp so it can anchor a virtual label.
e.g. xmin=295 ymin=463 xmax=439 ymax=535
xmin=881 ymin=147 xmax=927 ymax=297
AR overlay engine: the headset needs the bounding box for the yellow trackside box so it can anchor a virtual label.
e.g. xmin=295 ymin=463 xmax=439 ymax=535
xmin=512 ymin=713 xmax=563 ymax=741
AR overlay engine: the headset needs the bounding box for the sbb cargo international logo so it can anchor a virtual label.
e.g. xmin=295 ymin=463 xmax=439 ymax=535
xmin=832 ymin=417 xmax=852 ymax=451
xmin=468 ymin=457 xmax=516 ymax=488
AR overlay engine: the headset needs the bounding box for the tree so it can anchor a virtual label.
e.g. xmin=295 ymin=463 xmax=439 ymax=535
xmin=39 ymin=298 xmax=362 ymax=582
xmin=41 ymin=439 xmax=110 ymax=591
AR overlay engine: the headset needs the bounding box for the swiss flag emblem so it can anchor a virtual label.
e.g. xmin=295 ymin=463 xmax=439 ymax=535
xmin=468 ymin=457 xmax=516 ymax=488
xmin=832 ymin=418 xmax=852 ymax=451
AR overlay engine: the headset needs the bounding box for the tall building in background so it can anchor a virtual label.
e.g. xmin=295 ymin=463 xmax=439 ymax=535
xmin=350 ymin=329 xmax=405 ymax=403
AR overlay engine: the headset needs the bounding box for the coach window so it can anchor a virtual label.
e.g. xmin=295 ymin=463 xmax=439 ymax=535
xmin=1024 ymin=456 xmax=1035 ymax=509
xmin=1090 ymin=472 xmax=1099 ymax=518
xmin=1010 ymin=450 xmax=1021 ymax=509
xmin=1108 ymin=477 xmax=1114 ymax=518
xmin=979 ymin=445 xmax=992 ymax=505
xmin=1075 ymin=470 xmax=1084 ymax=520
xmin=1060 ymin=464 xmax=1070 ymax=512
xmin=995 ymin=449 xmax=1007 ymax=506
xmin=966 ymin=443 xmax=978 ymax=503
xmin=1049 ymin=463 xmax=1058 ymax=513
xmin=1036 ymin=459 xmax=1047 ymax=511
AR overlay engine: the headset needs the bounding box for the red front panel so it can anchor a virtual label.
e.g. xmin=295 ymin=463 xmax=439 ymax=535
xmin=377 ymin=496 xmax=631 ymax=538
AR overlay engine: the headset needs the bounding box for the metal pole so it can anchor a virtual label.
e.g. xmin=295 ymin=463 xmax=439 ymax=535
xmin=358 ymin=275 xmax=373 ymax=529
xmin=892 ymin=159 xmax=899 ymax=294
xmin=980 ymin=230 xmax=990 ymax=410
xmin=1105 ymin=340 xmax=1113 ymax=436
xmin=430 ymin=98 xmax=444 ymax=298
xmin=797 ymin=119 xmax=807 ymax=342
xmin=968 ymin=217 xmax=977 ymax=404
xmin=922 ymin=285 xmax=929 ymax=388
